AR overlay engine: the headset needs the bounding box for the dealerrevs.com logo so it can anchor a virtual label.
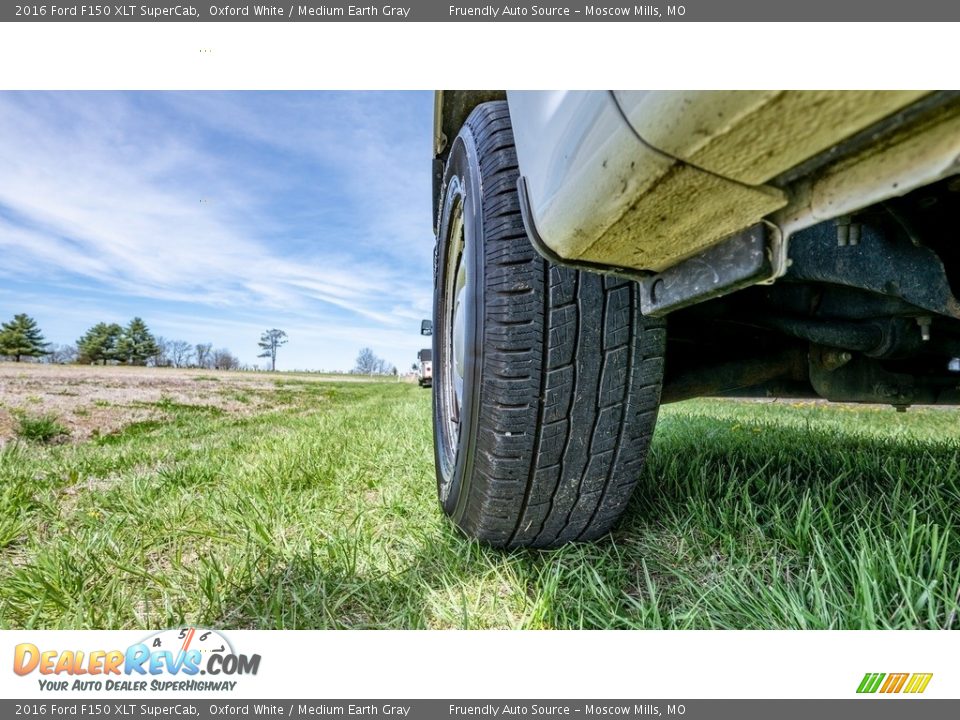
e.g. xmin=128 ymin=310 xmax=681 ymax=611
xmin=13 ymin=628 xmax=261 ymax=692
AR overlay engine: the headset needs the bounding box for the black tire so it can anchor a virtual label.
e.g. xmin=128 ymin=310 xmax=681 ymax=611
xmin=432 ymin=101 xmax=666 ymax=549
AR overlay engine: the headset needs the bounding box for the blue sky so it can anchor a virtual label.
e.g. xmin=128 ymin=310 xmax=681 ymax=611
xmin=0 ymin=91 xmax=434 ymax=371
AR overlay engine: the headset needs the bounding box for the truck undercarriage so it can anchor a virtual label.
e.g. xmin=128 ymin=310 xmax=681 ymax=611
xmin=664 ymin=174 xmax=960 ymax=408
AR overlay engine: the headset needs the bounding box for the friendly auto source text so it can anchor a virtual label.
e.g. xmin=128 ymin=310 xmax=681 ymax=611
xmin=449 ymin=705 xmax=669 ymax=716
xmin=448 ymin=5 xmax=682 ymax=17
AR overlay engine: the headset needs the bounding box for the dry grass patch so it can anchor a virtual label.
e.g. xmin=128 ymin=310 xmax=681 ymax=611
xmin=0 ymin=363 xmax=358 ymax=443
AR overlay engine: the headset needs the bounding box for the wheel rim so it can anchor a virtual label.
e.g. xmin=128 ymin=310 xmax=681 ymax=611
xmin=439 ymin=197 xmax=468 ymax=493
xmin=452 ymin=236 xmax=467 ymax=413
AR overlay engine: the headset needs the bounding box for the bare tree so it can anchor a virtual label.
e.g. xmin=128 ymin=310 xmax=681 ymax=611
xmin=257 ymin=329 xmax=288 ymax=372
xmin=168 ymin=340 xmax=194 ymax=368
xmin=212 ymin=348 xmax=240 ymax=371
xmin=150 ymin=336 xmax=171 ymax=367
xmin=195 ymin=343 xmax=213 ymax=369
xmin=43 ymin=343 xmax=78 ymax=364
xmin=354 ymin=347 xmax=389 ymax=375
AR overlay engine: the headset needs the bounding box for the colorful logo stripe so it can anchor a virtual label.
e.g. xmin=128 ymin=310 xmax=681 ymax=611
xmin=903 ymin=673 xmax=934 ymax=694
xmin=857 ymin=672 xmax=933 ymax=694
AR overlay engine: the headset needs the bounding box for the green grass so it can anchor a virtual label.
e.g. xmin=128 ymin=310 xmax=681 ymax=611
xmin=14 ymin=412 xmax=69 ymax=444
xmin=1 ymin=383 xmax=959 ymax=629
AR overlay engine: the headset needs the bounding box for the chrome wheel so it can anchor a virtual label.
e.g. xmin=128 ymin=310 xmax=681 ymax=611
xmin=437 ymin=188 xmax=469 ymax=498
xmin=452 ymin=216 xmax=467 ymax=414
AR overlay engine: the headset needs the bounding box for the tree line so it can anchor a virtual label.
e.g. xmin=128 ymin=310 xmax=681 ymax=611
xmin=2 ymin=313 xmax=399 ymax=375
xmin=0 ymin=313 xmax=247 ymax=370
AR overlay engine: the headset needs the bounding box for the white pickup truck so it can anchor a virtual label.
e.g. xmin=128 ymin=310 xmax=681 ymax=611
xmin=417 ymin=347 xmax=432 ymax=388
xmin=428 ymin=91 xmax=960 ymax=548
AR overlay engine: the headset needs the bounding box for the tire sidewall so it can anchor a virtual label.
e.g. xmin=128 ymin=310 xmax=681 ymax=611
xmin=433 ymin=130 xmax=485 ymax=522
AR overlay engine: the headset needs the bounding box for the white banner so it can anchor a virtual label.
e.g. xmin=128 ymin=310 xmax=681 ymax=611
xmin=1 ymin=629 xmax=952 ymax=699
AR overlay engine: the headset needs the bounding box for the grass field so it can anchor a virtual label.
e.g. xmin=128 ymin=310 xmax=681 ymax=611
xmin=1 ymin=362 xmax=959 ymax=629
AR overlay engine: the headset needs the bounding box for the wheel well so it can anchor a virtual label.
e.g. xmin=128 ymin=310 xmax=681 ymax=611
xmin=432 ymin=91 xmax=505 ymax=233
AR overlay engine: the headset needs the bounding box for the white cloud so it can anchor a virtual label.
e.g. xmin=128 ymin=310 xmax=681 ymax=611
xmin=0 ymin=92 xmax=435 ymax=369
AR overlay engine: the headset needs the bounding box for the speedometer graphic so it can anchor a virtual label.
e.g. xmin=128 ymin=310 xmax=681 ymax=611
xmin=141 ymin=627 xmax=234 ymax=659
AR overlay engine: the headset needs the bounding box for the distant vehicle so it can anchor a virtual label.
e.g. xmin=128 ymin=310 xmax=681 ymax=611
xmin=429 ymin=90 xmax=960 ymax=548
xmin=417 ymin=348 xmax=432 ymax=388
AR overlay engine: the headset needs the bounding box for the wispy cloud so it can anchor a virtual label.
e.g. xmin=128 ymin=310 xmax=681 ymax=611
xmin=0 ymin=91 xmax=435 ymax=370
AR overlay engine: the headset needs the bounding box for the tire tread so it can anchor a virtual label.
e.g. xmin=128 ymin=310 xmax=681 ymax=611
xmin=450 ymin=101 xmax=665 ymax=548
